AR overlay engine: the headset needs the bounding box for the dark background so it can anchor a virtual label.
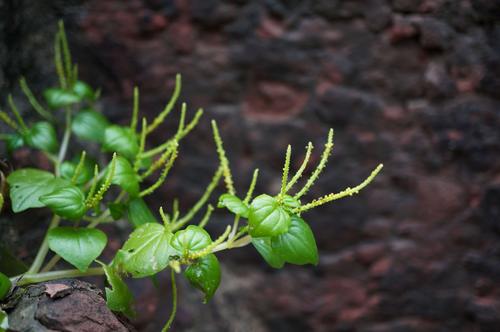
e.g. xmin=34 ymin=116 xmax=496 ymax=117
xmin=1 ymin=0 xmax=500 ymax=331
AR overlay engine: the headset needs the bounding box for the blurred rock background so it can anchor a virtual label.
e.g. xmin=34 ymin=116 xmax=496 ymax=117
xmin=1 ymin=0 xmax=500 ymax=331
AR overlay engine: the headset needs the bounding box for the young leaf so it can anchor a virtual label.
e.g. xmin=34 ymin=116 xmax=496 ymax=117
xmin=43 ymin=88 xmax=80 ymax=108
xmin=6 ymin=134 xmax=24 ymax=153
xmin=252 ymin=237 xmax=284 ymax=269
xmin=71 ymin=109 xmax=109 ymax=143
xmin=40 ymin=186 xmax=86 ymax=220
xmin=282 ymin=195 xmax=301 ymax=210
xmin=72 ymin=80 xmax=95 ymax=100
xmin=108 ymin=156 xmax=140 ymax=196
xmin=119 ymin=222 xmax=174 ymax=278
xmin=109 ymin=203 xmax=126 ymax=220
xmin=48 ymin=227 xmax=107 ymax=271
xmin=60 ymin=158 xmax=94 ymax=185
xmin=103 ymin=126 xmax=139 ymax=160
xmin=0 ymin=272 xmax=11 ymax=300
xmin=127 ymin=197 xmax=157 ymax=227
xmin=7 ymin=169 xmax=69 ymax=212
xmin=184 ymin=253 xmax=221 ymax=303
xmin=26 ymin=121 xmax=58 ymax=153
xmin=101 ymin=263 xmax=135 ymax=317
xmin=248 ymin=194 xmax=291 ymax=237
xmin=218 ymin=193 xmax=249 ymax=218
xmin=171 ymin=225 xmax=212 ymax=254
xmin=271 ymin=215 xmax=318 ymax=266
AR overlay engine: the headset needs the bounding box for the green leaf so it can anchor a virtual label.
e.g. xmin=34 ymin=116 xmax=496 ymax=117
xmin=40 ymin=186 xmax=86 ymax=220
xmin=6 ymin=133 xmax=24 ymax=153
xmin=60 ymin=157 xmax=94 ymax=185
xmin=103 ymin=126 xmax=139 ymax=160
xmin=252 ymin=237 xmax=284 ymax=269
xmin=48 ymin=227 xmax=107 ymax=271
xmin=0 ymin=309 xmax=8 ymax=332
xmin=184 ymin=254 xmax=221 ymax=303
xmin=7 ymin=169 xmax=68 ymax=212
xmin=171 ymin=225 xmax=212 ymax=255
xmin=72 ymin=81 xmax=95 ymax=101
xmin=127 ymin=197 xmax=157 ymax=227
xmin=282 ymin=195 xmax=301 ymax=210
xmin=43 ymin=88 xmax=80 ymax=108
xmin=26 ymin=121 xmax=58 ymax=153
xmin=0 ymin=272 xmax=11 ymax=300
xmin=109 ymin=203 xmax=126 ymax=220
xmin=101 ymin=263 xmax=135 ymax=317
xmin=271 ymin=215 xmax=318 ymax=266
xmin=248 ymin=194 xmax=291 ymax=237
xmin=71 ymin=109 xmax=109 ymax=143
xmin=119 ymin=222 xmax=174 ymax=278
xmin=108 ymin=156 xmax=140 ymax=196
xmin=218 ymin=193 xmax=249 ymax=218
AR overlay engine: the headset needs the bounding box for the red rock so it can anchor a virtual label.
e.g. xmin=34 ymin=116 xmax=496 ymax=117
xmin=243 ymin=81 xmax=308 ymax=122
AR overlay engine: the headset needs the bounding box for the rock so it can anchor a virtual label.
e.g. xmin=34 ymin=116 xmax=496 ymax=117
xmin=3 ymin=279 xmax=134 ymax=332
xmin=314 ymin=86 xmax=383 ymax=127
xmin=242 ymin=80 xmax=308 ymax=122
xmin=391 ymin=0 xmax=422 ymax=13
xmin=417 ymin=17 xmax=454 ymax=50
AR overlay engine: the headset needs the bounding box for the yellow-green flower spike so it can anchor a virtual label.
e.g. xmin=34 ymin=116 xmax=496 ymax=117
xmin=0 ymin=109 xmax=19 ymax=131
xmin=71 ymin=151 xmax=87 ymax=184
xmin=295 ymin=129 xmax=334 ymax=199
xmin=54 ymin=28 xmax=66 ymax=88
xmin=198 ymin=204 xmax=214 ymax=228
xmin=172 ymin=167 xmax=223 ymax=231
xmin=279 ymin=145 xmax=292 ymax=198
xmin=7 ymin=95 xmax=28 ymax=132
xmin=171 ymin=199 xmax=180 ymax=224
xmin=159 ymin=206 xmax=171 ymax=228
xmin=176 ymin=103 xmax=187 ymax=137
xmin=296 ymin=163 xmax=384 ymax=213
xmin=179 ymin=108 xmax=203 ymax=140
xmin=244 ymin=168 xmax=259 ymax=204
xmin=87 ymin=153 xmax=117 ymax=208
xmin=58 ymin=20 xmax=73 ymax=85
xmin=140 ymin=143 xmax=177 ymax=180
xmin=140 ymin=147 xmax=178 ymax=197
xmin=0 ymin=193 xmax=4 ymax=213
xmin=130 ymin=86 xmax=139 ymax=132
xmin=211 ymin=120 xmax=235 ymax=195
xmin=85 ymin=164 xmax=100 ymax=205
xmin=134 ymin=117 xmax=148 ymax=172
xmin=147 ymin=73 xmax=182 ymax=134
xmin=285 ymin=142 xmax=313 ymax=193
xmin=19 ymin=78 xmax=52 ymax=120
xmin=188 ymin=225 xmax=232 ymax=260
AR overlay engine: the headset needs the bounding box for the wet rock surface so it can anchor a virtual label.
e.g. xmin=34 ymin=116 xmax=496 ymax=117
xmin=1 ymin=0 xmax=500 ymax=331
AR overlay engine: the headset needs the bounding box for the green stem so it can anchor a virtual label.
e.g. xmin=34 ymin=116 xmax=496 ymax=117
xmin=162 ymin=269 xmax=177 ymax=332
xmin=11 ymin=267 xmax=104 ymax=286
xmin=27 ymin=215 xmax=60 ymax=274
xmin=56 ymin=109 xmax=72 ymax=176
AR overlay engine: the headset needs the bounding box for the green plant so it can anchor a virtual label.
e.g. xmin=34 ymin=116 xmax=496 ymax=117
xmin=0 ymin=21 xmax=383 ymax=331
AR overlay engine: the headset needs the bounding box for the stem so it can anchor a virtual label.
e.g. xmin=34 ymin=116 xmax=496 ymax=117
xmin=28 ymin=215 xmax=60 ymax=274
xmin=11 ymin=267 xmax=104 ymax=286
xmin=41 ymin=254 xmax=60 ymax=272
xmin=212 ymin=235 xmax=252 ymax=253
xmin=161 ymin=269 xmax=177 ymax=332
xmin=56 ymin=109 xmax=72 ymax=176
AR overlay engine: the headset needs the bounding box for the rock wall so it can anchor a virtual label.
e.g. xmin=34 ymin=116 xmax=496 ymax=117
xmin=1 ymin=0 xmax=500 ymax=331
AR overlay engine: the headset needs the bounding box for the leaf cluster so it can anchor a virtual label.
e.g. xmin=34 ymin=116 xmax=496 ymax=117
xmin=0 ymin=20 xmax=383 ymax=331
